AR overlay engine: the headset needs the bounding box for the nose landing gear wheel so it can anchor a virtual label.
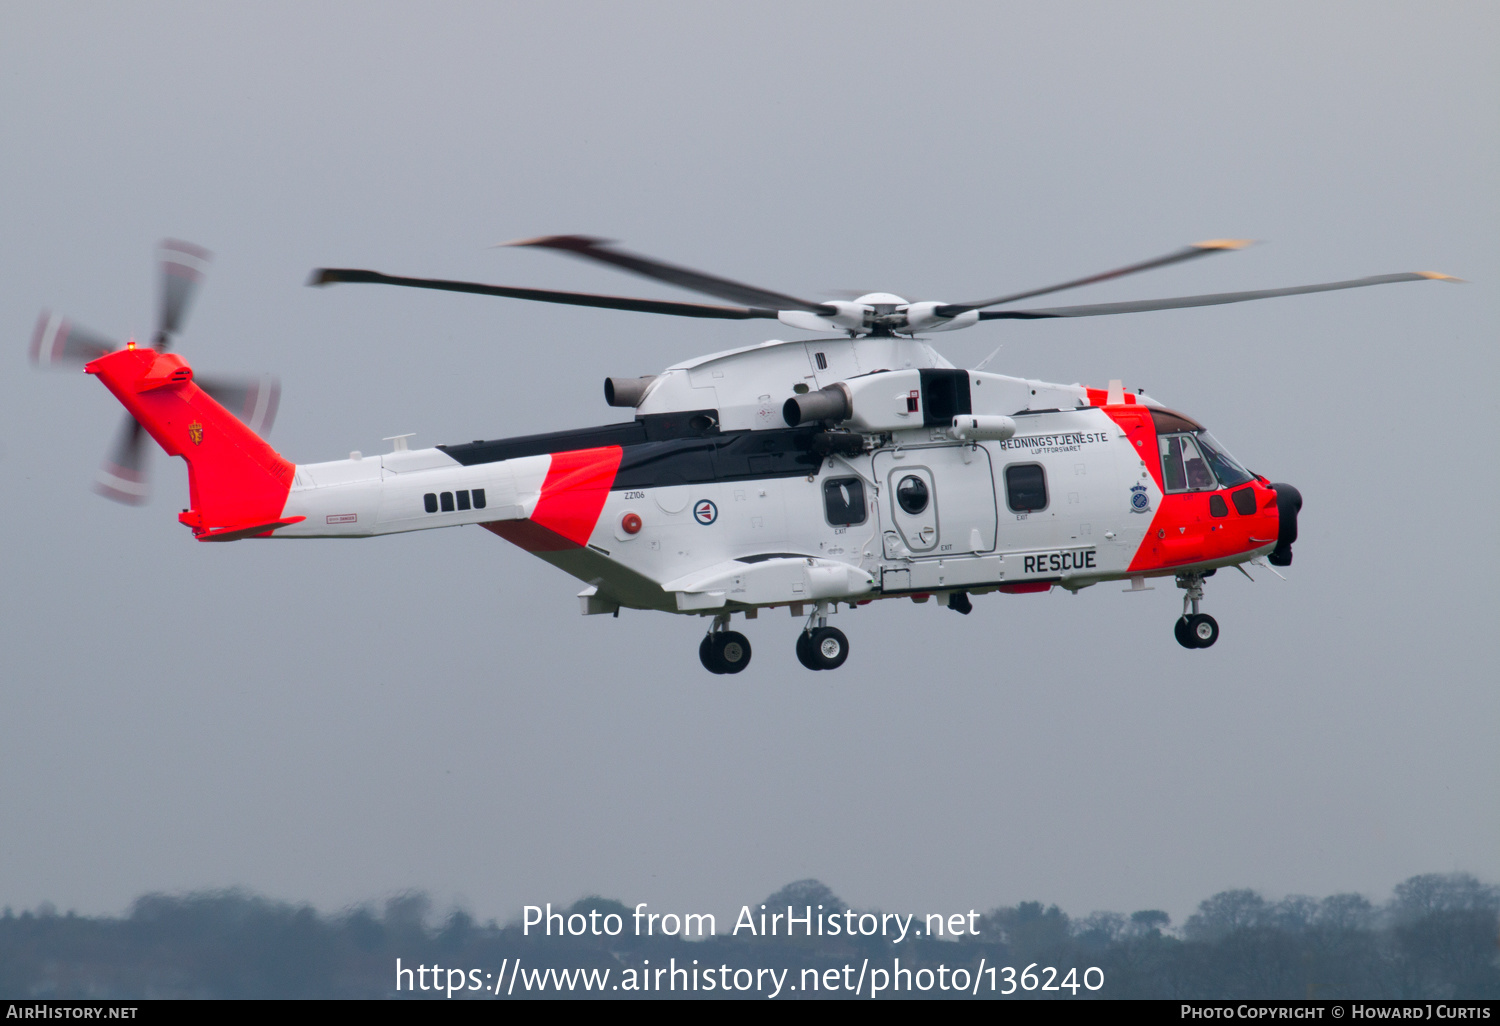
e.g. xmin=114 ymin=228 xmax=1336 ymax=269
xmin=1174 ymin=613 xmax=1219 ymax=649
xmin=796 ymin=626 xmax=849 ymax=670
xmin=700 ymin=631 xmax=752 ymax=674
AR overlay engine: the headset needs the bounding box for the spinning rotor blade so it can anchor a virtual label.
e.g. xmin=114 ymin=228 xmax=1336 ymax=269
xmin=941 ymin=239 xmax=1253 ymax=315
xmin=29 ymin=311 xmax=118 ymax=367
xmin=977 ymin=271 xmax=1463 ymax=320
xmin=95 ymin=416 xmax=150 ymax=505
xmin=309 ymin=268 xmax=780 ymax=320
xmin=155 ymin=239 xmax=212 ymax=349
xmin=503 ymin=235 xmax=833 ymax=314
xmin=198 ymin=374 xmax=282 ymax=435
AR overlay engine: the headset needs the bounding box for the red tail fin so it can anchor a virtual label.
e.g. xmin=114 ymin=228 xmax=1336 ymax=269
xmin=85 ymin=347 xmax=294 ymax=536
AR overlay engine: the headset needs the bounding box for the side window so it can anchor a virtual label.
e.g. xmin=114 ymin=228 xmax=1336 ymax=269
xmin=1161 ymin=435 xmax=1187 ymax=492
xmin=423 ymin=493 xmax=438 ymax=513
xmin=895 ymin=475 xmax=929 ymax=515
xmin=440 ymin=491 xmax=455 ymax=512
xmin=823 ymin=477 xmax=866 ymax=526
xmin=471 ymin=488 xmax=486 ymax=509
xmin=1161 ymin=433 xmax=1217 ymax=493
xmin=1005 ymin=464 xmax=1047 ymax=512
xmin=456 ymin=489 xmax=472 ymax=511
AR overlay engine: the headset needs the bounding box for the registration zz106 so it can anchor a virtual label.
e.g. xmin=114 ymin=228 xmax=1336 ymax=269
xmin=996 ymin=964 xmax=1102 ymax=995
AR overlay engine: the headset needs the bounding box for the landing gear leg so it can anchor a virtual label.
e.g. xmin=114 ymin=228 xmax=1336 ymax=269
xmin=700 ymin=613 xmax=752 ymax=674
xmin=796 ymin=602 xmax=850 ymax=671
xmin=1174 ymin=573 xmax=1219 ymax=649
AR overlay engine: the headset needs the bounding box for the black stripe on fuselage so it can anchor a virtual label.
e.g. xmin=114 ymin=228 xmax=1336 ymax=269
xmin=438 ymin=413 xmax=824 ymax=490
xmin=439 ymin=409 xmax=720 ymax=465
xmin=614 ymin=429 xmax=822 ymax=489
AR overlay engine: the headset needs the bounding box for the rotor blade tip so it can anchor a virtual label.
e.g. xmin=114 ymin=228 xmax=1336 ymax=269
xmin=1418 ymin=271 xmax=1464 ymax=282
xmin=1194 ymin=238 xmax=1255 ymax=251
xmin=160 ymin=239 xmax=212 ymax=260
xmin=498 ymin=234 xmax=611 ymax=250
xmin=307 ymin=269 xmax=336 ymax=287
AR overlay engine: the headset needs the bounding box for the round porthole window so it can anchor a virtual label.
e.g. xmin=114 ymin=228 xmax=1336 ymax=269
xmin=896 ymin=475 xmax=929 ymax=515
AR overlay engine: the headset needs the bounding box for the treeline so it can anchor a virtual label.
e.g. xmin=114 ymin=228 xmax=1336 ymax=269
xmin=1 ymin=874 xmax=1495 ymax=999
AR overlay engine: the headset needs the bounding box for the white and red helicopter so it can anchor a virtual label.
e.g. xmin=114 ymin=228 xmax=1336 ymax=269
xmin=31 ymin=236 xmax=1458 ymax=672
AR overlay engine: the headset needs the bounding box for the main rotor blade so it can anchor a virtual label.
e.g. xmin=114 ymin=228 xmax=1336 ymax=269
xmin=156 ymin=239 xmax=212 ymax=349
xmin=503 ymin=235 xmax=833 ymax=314
xmin=309 ymin=268 xmax=780 ymax=320
xmin=29 ymin=311 xmax=118 ymax=366
xmin=977 ymin=272 xmax=1462 ymax=320
xmin=198 ymin=373 xmax=281 ymax=435
xmin=941 ymin=239 xmax=1253 ymax=315
xmin=95 ymin=416 xmax=150 ymax=505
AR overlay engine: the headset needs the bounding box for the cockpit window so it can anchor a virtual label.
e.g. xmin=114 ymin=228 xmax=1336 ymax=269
xmin=1160 ymin=433 xmax=1216 ymax=493
xmin=1195 ymin=432 xmax=1253 ymax=488
xmin=1159 ymin=431 xmax=1254 ymax=492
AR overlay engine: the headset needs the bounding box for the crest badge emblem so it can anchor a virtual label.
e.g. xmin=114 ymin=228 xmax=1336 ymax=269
xmin=693 ymin=499 xmax=718 ymax=525
xmin=1129 ymin=482 xmax=1150 ymax=513
xmin=188 ymin=421 xmax=204 ymax=445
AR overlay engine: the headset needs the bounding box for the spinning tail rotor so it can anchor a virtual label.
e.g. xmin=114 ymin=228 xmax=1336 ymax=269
xmin=29 ymin=240 xmax=281 ymax=504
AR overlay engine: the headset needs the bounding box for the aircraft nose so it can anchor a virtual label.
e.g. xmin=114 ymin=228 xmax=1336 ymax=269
xmin=1267 ymin=483 xmax=1302 ymax=566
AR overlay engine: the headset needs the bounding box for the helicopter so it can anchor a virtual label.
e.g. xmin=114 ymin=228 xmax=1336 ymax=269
xmin=30 ymin=236 xmax=1459 ymax=672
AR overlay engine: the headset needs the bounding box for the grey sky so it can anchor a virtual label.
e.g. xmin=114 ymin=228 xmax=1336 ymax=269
xmin=1 ymin=3 xmax=1495 ymax=930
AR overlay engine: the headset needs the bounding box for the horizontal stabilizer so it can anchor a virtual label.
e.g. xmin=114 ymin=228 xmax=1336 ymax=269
xmin=190 ymin=516 xmax=306 ymax=542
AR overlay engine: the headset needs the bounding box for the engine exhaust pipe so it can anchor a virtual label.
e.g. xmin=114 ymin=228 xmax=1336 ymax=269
xmin=782 ymin=384 xmax=851 ymax=426
xmin=604 ymin=375 xmax=655 ymax=408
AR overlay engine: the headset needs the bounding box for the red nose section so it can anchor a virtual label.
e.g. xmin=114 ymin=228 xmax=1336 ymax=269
xmin=85 ymin=347 xmax=295 ymax=537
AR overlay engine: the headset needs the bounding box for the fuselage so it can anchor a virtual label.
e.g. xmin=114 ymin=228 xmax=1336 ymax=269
xmin=269 ymin=337 xmax=1282 ymax=616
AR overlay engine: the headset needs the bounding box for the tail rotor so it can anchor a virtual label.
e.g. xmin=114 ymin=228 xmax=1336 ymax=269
xmin=30 ymin=240 xmax=281 ymax=505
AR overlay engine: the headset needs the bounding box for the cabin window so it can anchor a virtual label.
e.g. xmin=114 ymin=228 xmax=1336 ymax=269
xmin=823 ymin=477 xmax=866 ymax=526
xmin=423 ymin=493 xmax=438 ymax=513
xmin=472 ymin=488 xmax=486 ymax=509
xmin=1209 ymin=494 xmax=1229 ymax=517
xmin=1005 ymin=464 xmax=1048 ymax=512
xmin=1231 ymin=487 xmax=1257 ymax=516
xmin=456 ymin=489 xmax=471 ymax=511
xmin=896 ymin=475 xmax=930 ymax=515
xmin=440 ymin=491 xmax=455 ymax=512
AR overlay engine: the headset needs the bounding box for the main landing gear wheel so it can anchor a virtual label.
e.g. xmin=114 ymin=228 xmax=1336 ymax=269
xmin=796 ymin=626 xmax=849 ymax=671
xmin=700 ymin=631 xmax=751 ymax=674
xmin=1175 ymin=613 xmax=1219 ymax=649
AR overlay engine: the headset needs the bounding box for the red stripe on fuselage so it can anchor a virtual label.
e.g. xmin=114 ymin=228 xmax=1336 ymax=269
xmin=1099 ymin=404 xmax=1163 ymax=491
xmin=1084 ymin=387 xmax=1138 ymax=407
xmin=484 ymin=445 xmax=623 ymax=553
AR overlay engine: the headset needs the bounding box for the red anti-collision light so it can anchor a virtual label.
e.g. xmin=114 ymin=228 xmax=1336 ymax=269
xmin=621 ymin=512 xmax=642 ymax=535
